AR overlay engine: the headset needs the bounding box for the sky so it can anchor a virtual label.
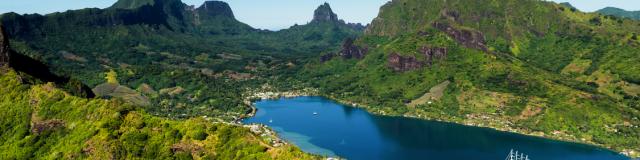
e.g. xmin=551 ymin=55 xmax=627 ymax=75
xmin=1 ymin=0 xmax=639 ymax=30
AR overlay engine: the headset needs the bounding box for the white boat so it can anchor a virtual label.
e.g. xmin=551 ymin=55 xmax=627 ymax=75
xmin=505 ymin=149 xmax=529 ymax=160
xmin=313 ymin=112 xmax=318 ymax=115
xmin=269 ymin=119 xmax=273 ymax=123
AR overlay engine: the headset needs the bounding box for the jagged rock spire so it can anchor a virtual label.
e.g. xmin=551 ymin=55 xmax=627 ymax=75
xmin=312 ymin=2 xmax=339 ymax=22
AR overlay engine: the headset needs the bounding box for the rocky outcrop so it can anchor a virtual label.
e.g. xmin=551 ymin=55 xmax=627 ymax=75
xmin=0 ymin=24 xmax=9 ymax=67
xmin=387 ymin=46 xmax=448 ymax=72
xmin=309 ymin=3 xmax=365 ymax=30
xmin=196 ymin=1 xmax=235 ymax=19
xmin=312 ymin=3 xmax=339 ymax=23
xmin=387 ymin=53 xmax=424 ymax=72
xmin=338 ymin=38 xmax=368 ymax=59
xmin=320 ymin=38 xmax=369 ymax=62
xmin=432 ymin=22 xmax=488 ymax=52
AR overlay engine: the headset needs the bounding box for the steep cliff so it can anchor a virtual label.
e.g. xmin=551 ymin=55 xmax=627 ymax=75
xmin=0 ymin=24 xmax=9 ymax=66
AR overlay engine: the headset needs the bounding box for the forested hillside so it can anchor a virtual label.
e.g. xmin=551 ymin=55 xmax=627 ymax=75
xmin=0 ymin=68 xmax=317 ymax=159
xmin=0 ymin=0 xmax=361 ymax=120
xmin=300 ymin=0 xmax=640 ymax=157
xmin=1 ymin=20 xmax=317 ymax=158
xmin=598 ymin=7 xmax=640 ymax=20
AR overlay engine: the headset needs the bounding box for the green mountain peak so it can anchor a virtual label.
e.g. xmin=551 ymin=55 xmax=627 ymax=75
xmin=597 ymin=7 xmax=640 ymax=20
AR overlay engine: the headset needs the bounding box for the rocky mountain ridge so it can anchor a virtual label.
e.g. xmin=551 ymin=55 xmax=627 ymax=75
xmin=310 ymin=3 xmax=365 ymax=30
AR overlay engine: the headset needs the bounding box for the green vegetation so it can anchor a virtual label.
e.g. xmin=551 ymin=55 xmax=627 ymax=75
xmin=299 ymin=0 xmax=640 ymax=157
xmin=0 ymin=0 xmax=361 ymax=119
xmin=0 ymin=68 xmax=317 ymax=159
xmin=597 ymin=7 xmax=640 ymax=20
xmin=1 ymin=0 xmax=640 ymax=158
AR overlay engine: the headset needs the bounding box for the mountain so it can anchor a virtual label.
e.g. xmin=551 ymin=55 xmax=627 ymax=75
xmin=0 ymin=69 xmax=315 ymax=159
xmin=0 ymin=0 xmax=258 ymax=119
xmin=312 ymin=3 xmax=339 ymax=22
xmin=0 ymin=63 xmax=316 ymax=160
xmin=196 ymin=1 xmax=235 ymax=19
xmin=0 ymin=24 xmax=316 ymax=159
xmin=1 ymin=24 xmax=94 ymax=97
xmin=271 ymin=3 xmax=364 ymax=53
xmin=597 ymin=7 xmax=640 ymax=20
xmin=1 ymin=0 xmax=252 ymax=36
xmin=559 ymin=2 xmax=577 ymax=11
xmin=111 ymin=0 xmax=156 ymax=9
xmin=310 ymin=3 xmax=365 ymax=30
xmin=301 ymin=0 xmax=640 ymax=157
xmin=0 ymin=0 xmax=362 ymax=120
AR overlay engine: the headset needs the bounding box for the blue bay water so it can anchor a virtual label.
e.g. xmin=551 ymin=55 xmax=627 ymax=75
xmin=243 ymin=96 xmax=629 ymax=160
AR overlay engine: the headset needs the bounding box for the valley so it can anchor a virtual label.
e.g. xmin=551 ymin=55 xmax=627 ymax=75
xmin=1 ymin=0 xmax=639 ymax=159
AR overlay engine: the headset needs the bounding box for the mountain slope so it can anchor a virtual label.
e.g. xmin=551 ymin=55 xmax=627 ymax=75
xmin=0 ymin=24 xmax=317 ymax=159
xmin=0 ymin=69 xmax=317 ymax=159
xmin=271 ymin=3 xmax=364 ymax=53
xmin=559 ymin=2 xmax=577 ymax=11
xmin=0 ymin=0 xmax=362 ymax=119
xmin=301 ymin=0 xmax=640 ymax=157
xmin=597 ymin=7 xmax=640 ymax=20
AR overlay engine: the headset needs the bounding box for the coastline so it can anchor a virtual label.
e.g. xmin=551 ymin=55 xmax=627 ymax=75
xmin=239 ymin=88 xmax=344 ymax=160
xmin=239 ymin=89 xmax=639 ymax=158
xmin=325 ymin=95 xmax=639 ymax=159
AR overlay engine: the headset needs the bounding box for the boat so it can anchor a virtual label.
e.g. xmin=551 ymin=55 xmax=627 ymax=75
xmin=313 ymin=112 xmax=318 ymax=115
xmin=505 ymin=149 xmax=530 ymax=160
xmin=269 ymin=119 xmax=273 ymax=123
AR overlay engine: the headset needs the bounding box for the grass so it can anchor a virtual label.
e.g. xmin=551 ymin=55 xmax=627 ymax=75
xmin=408 ymin=80 xmax=450 ymax=107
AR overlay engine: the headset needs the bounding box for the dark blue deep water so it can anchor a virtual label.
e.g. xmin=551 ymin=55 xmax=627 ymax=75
xmin=243 ymin=97 xmax=629 ymax=160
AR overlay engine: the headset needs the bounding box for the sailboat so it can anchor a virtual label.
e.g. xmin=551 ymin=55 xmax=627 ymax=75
xmin=505 ymin=149 xmax=530 ymax=160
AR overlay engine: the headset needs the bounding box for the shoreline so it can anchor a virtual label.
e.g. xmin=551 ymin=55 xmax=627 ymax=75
xmin=239 ymin=90 xmax=639 ymax=158
xmin=239 ymin=89 xmax=344 ymax=160
xmin=327 ymin=95 xmax=639 ymax=158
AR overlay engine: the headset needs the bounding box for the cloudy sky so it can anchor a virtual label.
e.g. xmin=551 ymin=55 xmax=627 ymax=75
xmin=1 ymin=0 xmax=639 ymax=30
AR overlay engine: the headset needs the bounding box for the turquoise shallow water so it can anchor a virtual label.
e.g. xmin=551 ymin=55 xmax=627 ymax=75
xmin=243 ymin=96 xmax=629 ymax=160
